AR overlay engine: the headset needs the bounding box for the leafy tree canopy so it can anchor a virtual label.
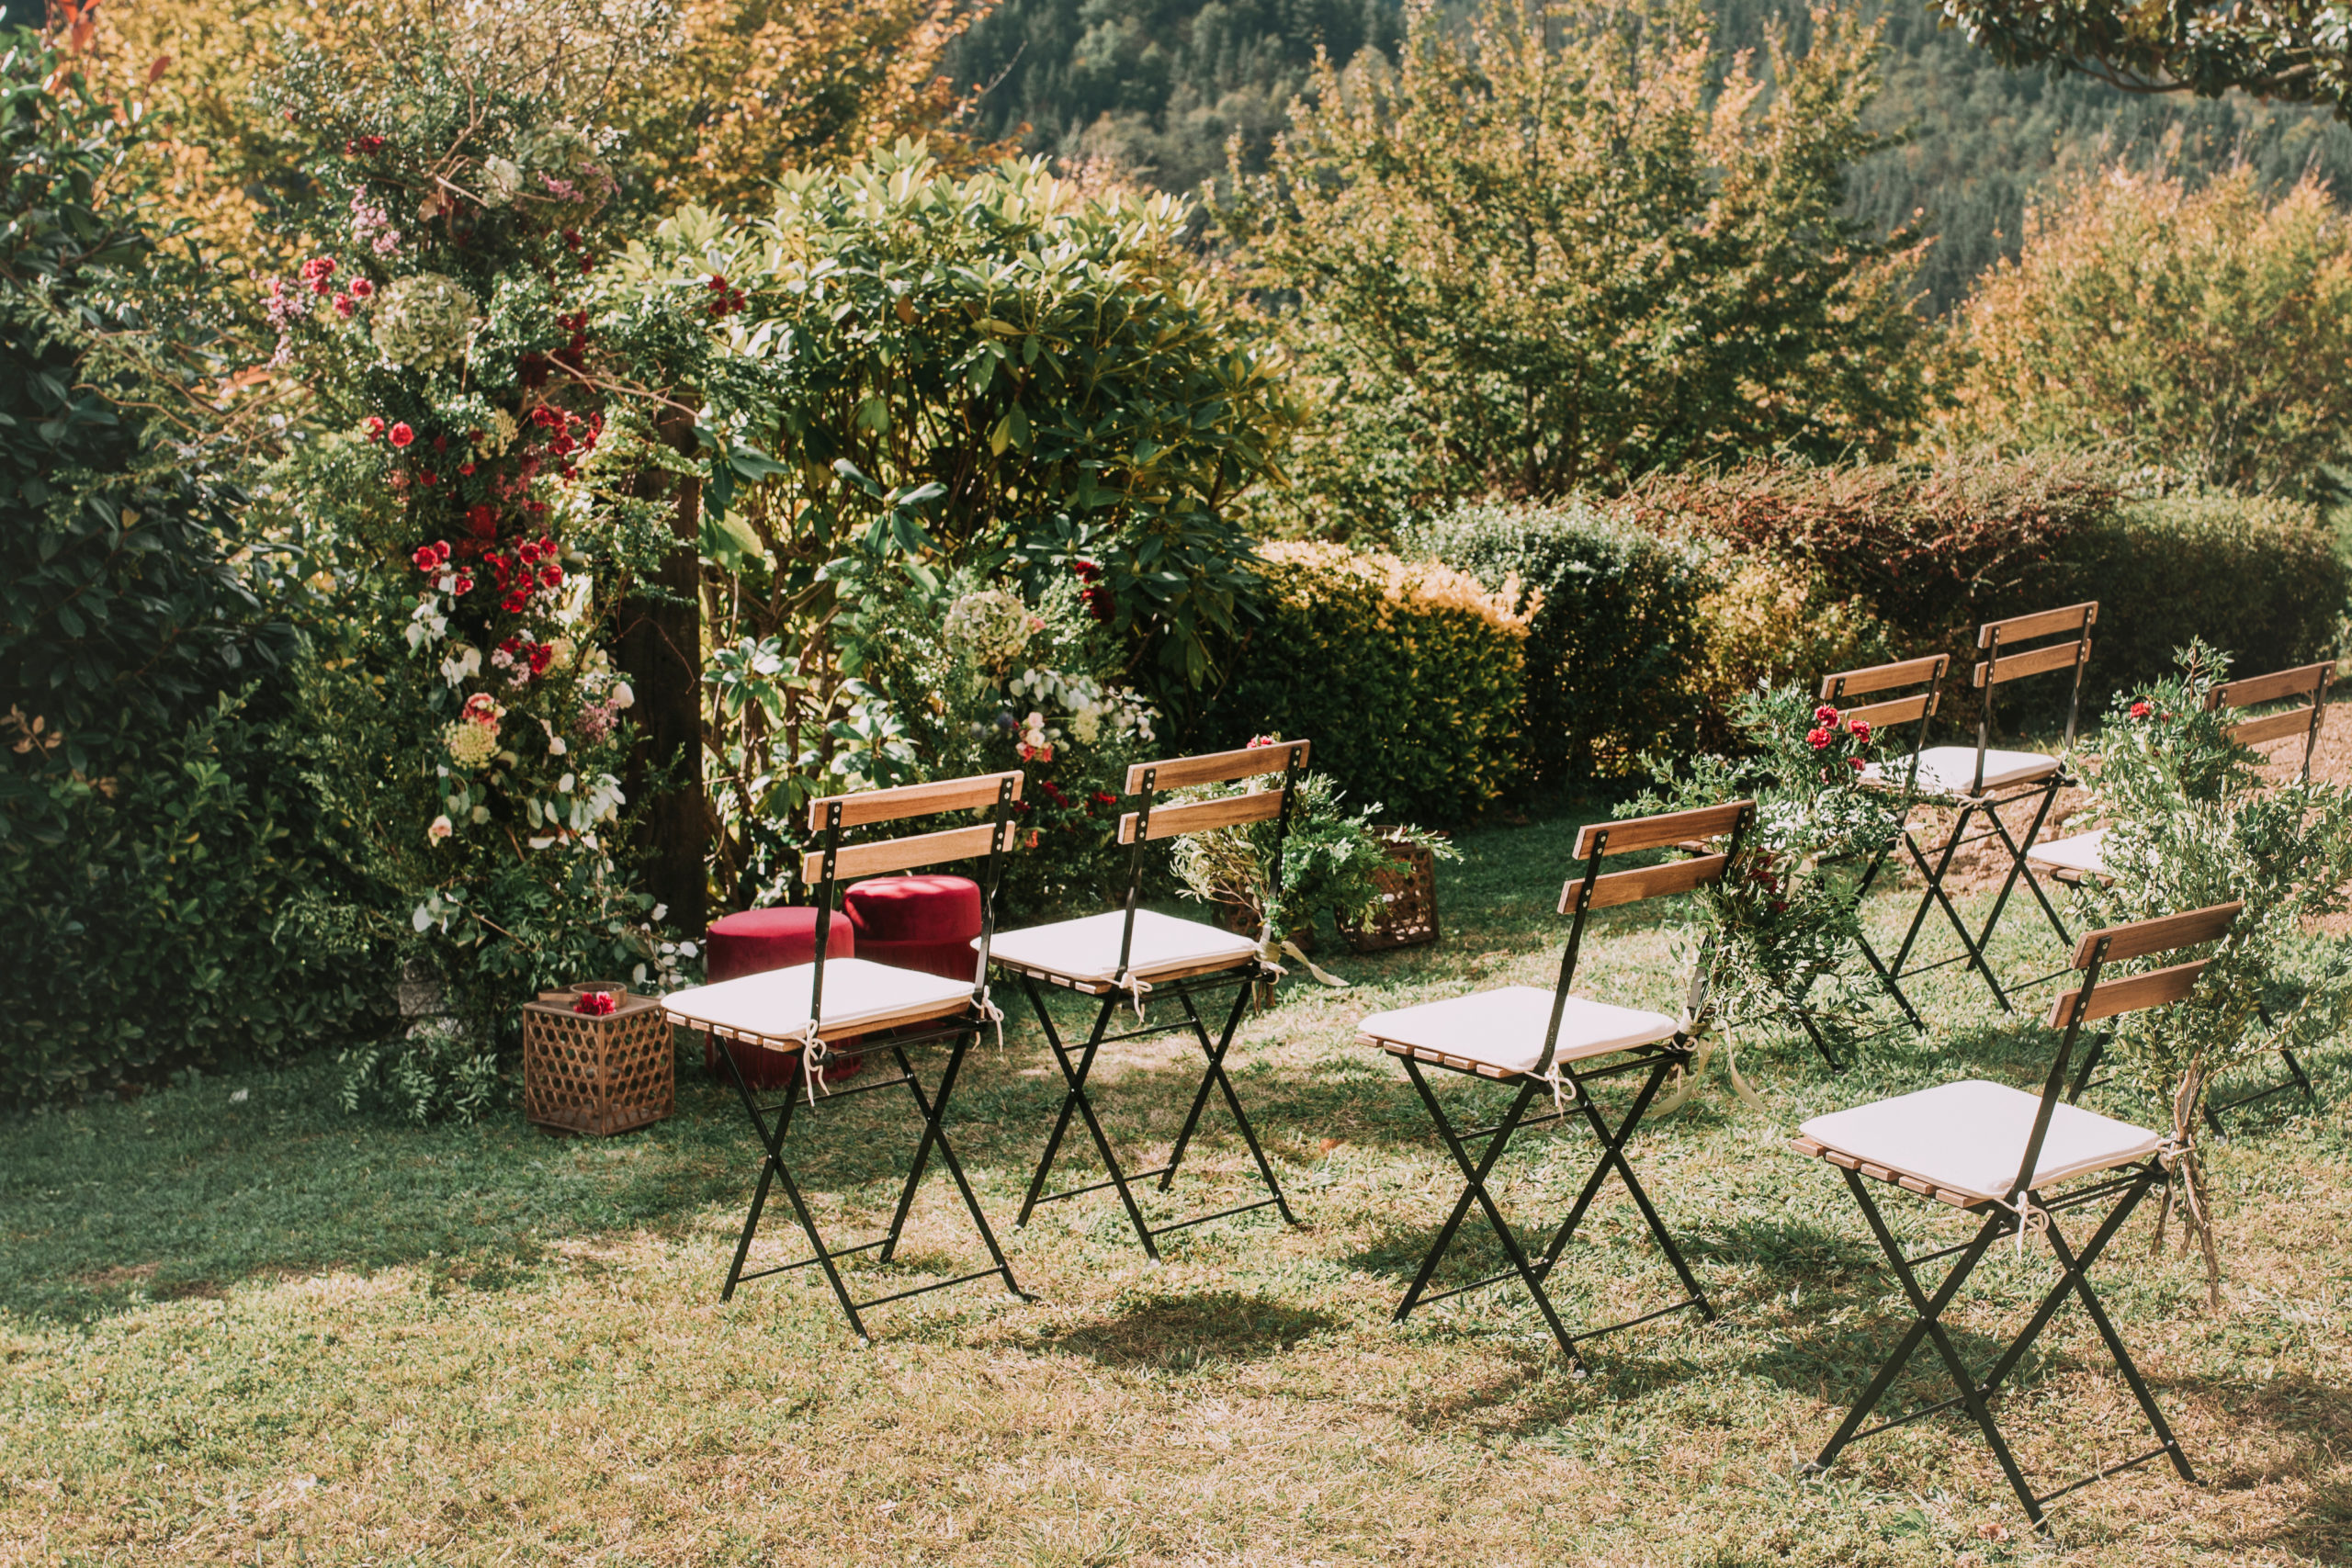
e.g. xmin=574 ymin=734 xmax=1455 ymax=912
xmin=1939 ymin=0 xmax=2352 ymax=114
xmin=1224 ymin=0 xmax=1928 ymax=524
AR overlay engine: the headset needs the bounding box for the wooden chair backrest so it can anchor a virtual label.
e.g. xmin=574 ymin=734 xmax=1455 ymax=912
xmin=800 ymin=771 xmax=1026 ymax=886
xmin=1821 ymin=654 xmax=1949 ymax=739
xmin=1107 ymin=739 xmax=1312 ymax=968
xmin=2014 ymin=900 xmax=2242 ymax=1201
xmin=1973 ymin=601 xmax=2096 ymax=689
xmin=2207 ymin=661 xmax=2331 ymax=771
xmin=1533 ymin=800 xmax=1754 ymax=1077
xmin=1124 ymin=740 xmax=1308 ymax=795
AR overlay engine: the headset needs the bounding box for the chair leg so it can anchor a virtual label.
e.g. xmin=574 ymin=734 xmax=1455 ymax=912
xmin=1895 ymin=807 xmax=2014 ymax=1011
xmin=2040 ymin=1203 xmax=2197 ymax=1486
xmin=1973 ymin=781 xmax=2072 ymax=957
xmin=1826 ymin=1172 xmax=2038 ymax=1522
xmin=714 ymin=1035 xmax=867 ymax=1336
xmin=1558 ymin=1054 xmax=1713 ymax=1320
xmin=881 ymin=1037 xmax=1032 ymax=1301
xmin=1162 ymin=979 xmax=1297 ymax=1225
xmin=1016 ymin=983 xmax=1161 ymax=1258
xmin=1397 ymin=1062 xmax=1586 ymax=1370
xmin=1847 ymin=835 xmax=1927 ymax=1032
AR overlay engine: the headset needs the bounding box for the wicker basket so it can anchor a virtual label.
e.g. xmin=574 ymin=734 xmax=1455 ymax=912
xmin=1338 ymin=835 xmax=1442 ymax=953
xmin=521 ymin=987 xmax=674 ymax=1136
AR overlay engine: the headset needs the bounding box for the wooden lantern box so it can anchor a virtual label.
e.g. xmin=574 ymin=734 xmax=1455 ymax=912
xmin=521 ymin=986 xmax=674 ymax=1136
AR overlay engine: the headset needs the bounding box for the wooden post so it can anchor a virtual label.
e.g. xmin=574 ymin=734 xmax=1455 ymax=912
xmin=616 ymin=408 xmax=707 ymax=938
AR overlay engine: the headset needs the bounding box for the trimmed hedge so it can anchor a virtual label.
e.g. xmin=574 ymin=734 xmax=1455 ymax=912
xmin=2 ymin=694 xmax=388 ymax=1106
xmin=1206 ymin=542 xmax=1532 ymax=822
xmin=2066 ymin=493 xmax=2346 ymax=692
xmin=1624 ymin=457 xmax=2346 ymax=716
xmin=1410 ymin=501 xmax=1714 ymax=784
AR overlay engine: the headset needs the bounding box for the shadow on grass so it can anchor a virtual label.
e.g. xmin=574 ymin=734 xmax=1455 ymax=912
xmin=1042 ymin=1289 xmax=1339 ymax=1369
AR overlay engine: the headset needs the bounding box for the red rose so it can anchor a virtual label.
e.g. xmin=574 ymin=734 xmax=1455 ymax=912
xmin=527 ymin=643 xmax=554 ymax=675
xmin=453 ymin=574 xmax=473 ymax=594
xmin=419 ymin=471 xmax=437 ymax=485
xmin=571 ymin=990 xmax=616 ymax=1017
xmin=539 ymin=563 xmax=563 ymax=588
xmin=1849 ymin=756 xmax=1866 ymax=773
xmin=458 ymin=463 xmax=476 ymax=476
xmin=2130 ymin=701 xmax=2152 ymax=719
xmin=349 ymin=277 xmax=374 ymax=299
xmin=1806 ymin=727 xmax=1833 ymax=750
xmin=411 ymin=546 xmax=438 ymax=571
xmin=389 ymin=422 xmax=415 ymax=448
xmin=503 ymin=591 xmax=529 ymax=613
xmin=1847 ymin=719 xmax=1871 ymax=741
xmin=1814 ymin=704 xmax=1838 ymax=724
xmin=333 ymin=295 xmax=355 ymax=318
xmin=518 ymin=541 xmax=540 ymax=565
xmin=364 ymin=416 xmax=385 ymax=441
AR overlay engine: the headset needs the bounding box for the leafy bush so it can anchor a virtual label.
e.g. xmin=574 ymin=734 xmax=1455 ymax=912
xmin=1204 ymin=542 xmax=1532 ymax=823
xmin=2 ymin=694 xmax=388 ymax=1106
xmin=2074 ymin=644 xmax=2352 ymax=1302
xmin=1939 ymin=168 xmax=2352 ymax=502
xmin=2066 ymin=491 xmax=2346 ymax=688
xmin=1166 ymin=770 xmax=1455 ymax=942
xmin=1625 ymin=455 xmax=2346 ymax=716
xmin=1689 ymin=562 xmax=1901 ymax=746
xmin=638 ymin=147 xmax=1302 ymax=690
xmin=1411 ymin=501 xmax=1715 ymax=785
xmin=339 ymin=1017 xmax=505 ymax=1126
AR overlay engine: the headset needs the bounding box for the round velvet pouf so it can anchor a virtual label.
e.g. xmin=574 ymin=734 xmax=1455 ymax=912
xmin=842 ymin=874 xmax=985 ymax=982
xmin=700 ymin=906 xmax=857 ymax=1089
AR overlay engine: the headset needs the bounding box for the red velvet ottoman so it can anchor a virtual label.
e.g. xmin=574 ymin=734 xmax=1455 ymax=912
xmin=843 ymin=874 xmax=985 ymax=982
xmin=700 ymin=906 xmax=856 ymax=1089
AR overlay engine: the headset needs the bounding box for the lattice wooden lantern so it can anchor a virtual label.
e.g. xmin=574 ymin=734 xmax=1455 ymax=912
xmin=1338 ymin=834 xmax=1442 ymax=953
xmin=521 ymin=985 xmax=674 ymax=1136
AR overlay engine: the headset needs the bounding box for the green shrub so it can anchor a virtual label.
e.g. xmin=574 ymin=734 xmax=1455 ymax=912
xmin=1688 ymin=561 xmax=1901 ymax=746
xmin=1410 ymin=501 xmax=1715 ymax=785
xmin=2065 ymin=492 xmax=2346 ymax=690
xmin=1204 ymin=542 xmax=1532 ymax=823
xmin=1 ymin=694 xmax=389 ymax=1106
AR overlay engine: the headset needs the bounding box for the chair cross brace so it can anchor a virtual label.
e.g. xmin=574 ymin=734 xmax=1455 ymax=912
xmin=1848 ymin=774 xmax=2075 ymax=1015
xmin=2067 ymin=1013 xmax=2317 ymax=1134
xmin=714 ymin=1021 xmax=1030 ymax=1339
xmin=1012 ymin=967 xmax=1295 ymax=1258
xmin=1807 ymin=1159 xmax=2191 ymax=1529
xmin=1392 ymin=1044 xmax=1713 ymax=1376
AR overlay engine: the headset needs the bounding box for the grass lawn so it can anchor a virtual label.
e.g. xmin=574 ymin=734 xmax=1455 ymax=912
xmin=4 ymin=807 xmax=2349 ymax=1565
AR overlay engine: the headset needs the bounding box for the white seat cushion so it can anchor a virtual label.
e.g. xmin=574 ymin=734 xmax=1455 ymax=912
xmin=1801 ymin=1079 xmax=2160 ymax=1202
xmin=1865 ymin=745 xmax=2059 ymax=795
xmin=2028 ymin=828 xmax=2109 ymax=878
xmin=979 ymin=908 xmax=1257 ymax=989
xmin=1357 ymin=986 xmax=1679 ymax=1077
xmin=662 ymin=958 xmax=974 ymax=1047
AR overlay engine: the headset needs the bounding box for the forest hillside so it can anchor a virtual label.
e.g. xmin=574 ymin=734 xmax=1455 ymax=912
xmin=947 ymin=0 xmax=2352 ymax=309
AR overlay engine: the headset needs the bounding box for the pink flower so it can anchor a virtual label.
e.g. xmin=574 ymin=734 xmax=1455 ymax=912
xmin=1849 ymin=756 xmax=1866 ymax=773
xmin=364 ymin=416 xmax=385 ymax=441
xmin=349 ymin=277 xmax=374 ymax=299
xmin=571 ymin=990 xmax=616 ymax=1017
xmin=333 ymin=294 xmax=355 ymax=318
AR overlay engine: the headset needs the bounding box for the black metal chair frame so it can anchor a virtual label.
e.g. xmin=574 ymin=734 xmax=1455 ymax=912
xmin=1008 ymin=741 xmax=1308 ymax=1260
xmin=1849 ymin=606 xmax=2097 ymax=1016
xmin=1802 ymin=901 xmax=2241 ymax=1530
xmin=695 ymin=773 xmax=1033 ymax=1339
xmin=1385 ymin=801 xmax=1752 ymax=1375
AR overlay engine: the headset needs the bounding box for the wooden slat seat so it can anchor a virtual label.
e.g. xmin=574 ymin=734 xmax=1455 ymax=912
xmin=1357 ymin=987 xmax=1679 ymax=1081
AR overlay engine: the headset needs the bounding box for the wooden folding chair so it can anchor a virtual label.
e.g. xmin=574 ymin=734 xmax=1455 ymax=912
xmin=1792 ymin=900 xmax=2241 ymax=1530
xmin=1356 ymin=800 xmax=1753 ymax=1373
xmin=1860 ymin=604 xmax=2096 ymax=1012
xmin=2034 ymin=660 xmax=2331 ymax=1125
xmin=662 ymin=771 xmax=1031 ymax=1337
xmin=1806 ymin=653 xmax=1952 ymax=1039
xmin=987 ymin=741 xmax=1308 ymax=1259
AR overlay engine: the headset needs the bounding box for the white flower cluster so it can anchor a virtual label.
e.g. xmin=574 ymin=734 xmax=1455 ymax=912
xmin=943 ymin=589 xmax=1043 ymax=673
xmin=405 ymin=594 xmax=449 ymax=649
xmin=371 ymin=273 xmax=477 ymax=371
xmin=1006 ymin=667 xmax=1157 ymax=747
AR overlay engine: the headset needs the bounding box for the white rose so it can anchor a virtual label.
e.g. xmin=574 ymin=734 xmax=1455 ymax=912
xmin=427 ymin=815 xmax=454 ymax=844
xmin=610 ymin=681 xmax=635 ymax=710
